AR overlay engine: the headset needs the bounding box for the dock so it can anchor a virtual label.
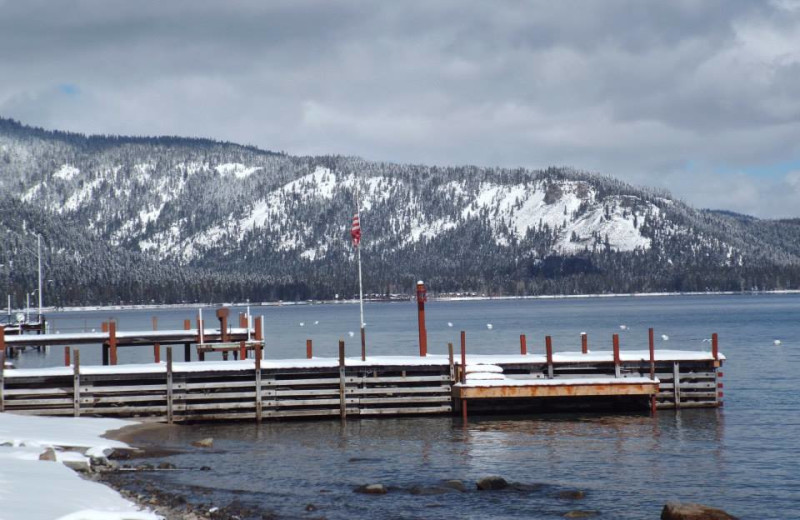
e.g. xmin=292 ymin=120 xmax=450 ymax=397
xmin=0 ymin=290 xmax=725 ymax=422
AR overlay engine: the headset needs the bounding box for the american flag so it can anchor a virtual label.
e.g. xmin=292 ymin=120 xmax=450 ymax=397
xmin=350 ymin=213 xmax=361 ymax=247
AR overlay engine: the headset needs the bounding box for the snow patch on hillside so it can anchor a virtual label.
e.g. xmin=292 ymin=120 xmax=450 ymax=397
xmin=53 ymin=164 xmax=80 ymax=181
xmin=215 ymin=162 xmax=262 ymax=179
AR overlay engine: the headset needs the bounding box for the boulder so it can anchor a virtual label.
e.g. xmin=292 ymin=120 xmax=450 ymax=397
xmin=191 ymin=438 xmax=214 ymax=448
xmin=38 ymin=448 xmax=57 ymax=461
xmin=558 ymin=490 xmax=587 ymax=500
xmin=476 ymin=476 xmax=508 ymax=491
xmin=441 ymin=480 xmax=468 ymax=492
xmin=409 ymin=485 xmax=451 ymax=496
xmin=564 ymin=511 xmax=600 ymax=518
xmin=157 ymin=461 xmax=176 ymax=470
xmin=355 ymin=484 xmax=388 ymax=495
xmin=661 ymin=501 xmax=738 ymax=520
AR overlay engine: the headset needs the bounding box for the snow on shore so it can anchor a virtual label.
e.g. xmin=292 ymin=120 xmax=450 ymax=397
xmin=0 ymin=413 xmax=158 ymax=520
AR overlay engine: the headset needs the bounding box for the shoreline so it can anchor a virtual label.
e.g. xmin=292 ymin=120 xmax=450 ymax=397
xmin=15 ymin=288 xmax=800 ymax=314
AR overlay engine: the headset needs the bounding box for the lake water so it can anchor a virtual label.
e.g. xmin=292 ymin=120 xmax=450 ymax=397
xmin=13 ymin=294 xmax=800 ymax=518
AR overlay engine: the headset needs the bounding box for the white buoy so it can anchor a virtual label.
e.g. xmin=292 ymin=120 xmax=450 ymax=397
xmin=774 ymin=339 xmax=782 ymax=346
xmin=619 ymin=325 xmax=627 ymax=330
xmin=314 ymin=321 xmax=319 ymax=325
xmin=661 ymin=334 xmax=669 ymax=341
xmin=580 ymin=331 xmax=586 ymax=335
xmin=299 ymin=322 xmax=304 ymax=327
xmin=447 ymin=322 xmax=453 ymax=327
xmin=486 ymin=323 xmax=493 ymax=330
xmin=348 ymin=331 xmax=355 ymax=337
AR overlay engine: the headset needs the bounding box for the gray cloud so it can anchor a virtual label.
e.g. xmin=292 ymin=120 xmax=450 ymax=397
xmin=1 ymin=0 xmax=799 ymax=217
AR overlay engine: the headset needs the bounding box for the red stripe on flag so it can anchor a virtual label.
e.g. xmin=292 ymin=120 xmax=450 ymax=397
xmin=350 ymin=213 xmax=361 ymax=247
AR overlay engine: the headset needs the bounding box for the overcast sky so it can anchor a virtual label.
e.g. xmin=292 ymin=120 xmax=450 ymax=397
xmin=1 ymin=1 xmax=799 ymax=218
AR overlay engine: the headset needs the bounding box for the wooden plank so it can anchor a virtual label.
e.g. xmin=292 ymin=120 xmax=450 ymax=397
xmin=274 ymin=388 xmax=341 ymax=397
xmin=4 ymin=397 xmax=75 ymax=406
xmin=358 ymin=406 xmax=452 ymax=416
xmin=80 ymin=384 xmax=173 ymax=394
xmin=266 ymin=377 xmax=347 ymax=386
xmin=347 ymin=386 xmax=451 ymax=396
xmin=357 ymin=375 xmax=451 ymax=384
xmin=183 ymin=391 xmax=263 ymax=401
xmin=275 ymin=398 xmax=358 ymax=407
xmin=166 ymin=347 xmax=173 ymax=424
xmin=184 ymin=380 xmax=257 ymax=391
xmin=358 ymin=396 xmax=452 ymax=405
xmin=457 ymin=382 xmax=658 ymax=399
xmin=264 ymin=409 xmax=342 ymax=418
xmin=3 ymin=387 xmax=74 ymax=396
xmin=81 ymin=394 xmax=177 ymax=405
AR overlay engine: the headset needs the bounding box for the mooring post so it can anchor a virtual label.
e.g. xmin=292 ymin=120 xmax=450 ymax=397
xmin=520 ymin=334 xmax=527 ymax=355
xmin=183 ymin=319 xmax=191 ymax=362
xmin=416 ymin=281 xmax=428 ymax=357
xmin=711 ymin=333 xmax=719 ymax=363
xmin=153 ymin=316 xmax=160 ymax=364
xmin=255 ymin=343 xmax=262 ymax=422
xmin=361 ymin=327 xmax=366 ymax=362
xmin=255 ymin=317 xmax=263 ymax=341
xmin=612 ymin=333 xmax=621 ymax=378
xmin=64 ymin=346 xmax=70 ymax=367
xmin=72 ymin=349 xmax=80 ymax=417
xmin=239 ymin=313 xmax=247 ymax=328
xmin=306 ymin=339 xmax=313 ymax=359
xmin=109 ymin=321 xmax=118 ymax=366
xmin=239 ymin=340 xmax=247 ymax=360
xmin=545 ymin=336 xmax=554 ymax=379
xmin=217 ymin=308 xmax=230 ymax=343
xmin=460 ymin=330 xmax=467 ymax=422
xmin=448 ymin=342 xmax=454 ymax=382
xmin=166 ymin=347 xmax=173 ymax=424
xmin=338 ymin=339 xmax=347 ymax=420
xmin=581 ymin=333 xmax=588 ymax=354
xmin=649 ymin=327 xmax=656 ymax=414
xmin=196 ymin=316 xmax=205 ymax=361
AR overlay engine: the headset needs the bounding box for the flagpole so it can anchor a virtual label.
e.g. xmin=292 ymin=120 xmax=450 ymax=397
xmin=355 ymin=179 xmax=366 ymax=361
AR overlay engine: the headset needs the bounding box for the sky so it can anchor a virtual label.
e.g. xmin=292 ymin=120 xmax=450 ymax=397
xmin=1 ymin=1 xmax=799 ymax=218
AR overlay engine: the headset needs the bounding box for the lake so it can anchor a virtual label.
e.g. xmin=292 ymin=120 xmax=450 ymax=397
xmin=13 ymin=294 xmax=800 ymax=518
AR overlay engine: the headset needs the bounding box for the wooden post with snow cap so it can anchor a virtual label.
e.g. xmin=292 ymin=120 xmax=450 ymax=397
xmin=72 ymin=349 xmax=80 ymax=417
xmin=649 ymin=328 xmax=656 ymax=414
xmin=581 ymin=333 xmax=588 ymax=354
xmin=0 ymin=329 xmax=5 ymax=413
xmin=460 ymin=330 xmax=467 ymax=422
xmin=166 ymin=347 xmax=173 ymax=424
xmin=216 ymin=308 xmax=230 ymax=343
xmin=64 ymin=346 xmax=70 ymax=367
xmin=109 ymin=321 xmax=118 ymax=366
xmin=338 ymin=339 xmax=347 ymax=420
xmin=520 ymin=334 xmax=527 ymax=355
xmin=306 ymin=339 xmax=313 ymax=359
xmin=613 ymin=333 xmax=621 ymax=378
xmin=712 ymin=333 xmax=719 ymax=364
xmin=183 ymin=319 xmax=191 ymax=362
xmin=153 ymin=316 xmax=160 ymax=364
xmin=416 ymin=281 xmax=428 ymax=357
xmin=196 ymin=315 xmax=204 ymax=361
xmin=239 ymin=340 xmax=247 ymax=360
xmin=545 ymin=336 xmax=554 ymax=379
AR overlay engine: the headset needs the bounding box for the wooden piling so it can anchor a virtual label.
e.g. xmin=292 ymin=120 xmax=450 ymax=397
xmin=361 ymin=327 xmax=366 ymax=362
xmin=217 ymin=308 xmax=230 ymax=343
xmin=545 ymin=336 xmax=554 ymax=379
xmin=306 ymin=339 xmax=313 ymax=359
xmin=196 ymin=318 xmax=204 ymax=361
xmin=152 ymin=316 xmax=160 ymax=363
xmin=239 ymin=313 xmax=247 ymax=328
xmin=101 ymin=322 xmax=109 ymax=365
xmin=711 ymin=333 xmax=719 ymax=362
xmin=239 ymin=340 xmax=247 ymax=360
xmin=254 ymin=317 xmax=263 ymax=341
xmin=64 ymin=346 xmax=71 ymax=367
xmin=166 ymin=347 xmax=173 ymax=424
xmin=72 ymin=349 xmax=80 ymax=417
xmin=416 ymin=282 xmax=428 ymax=357
xmin=109 ymin=321 xmax=118 ymax=366
xmin=255 ymin=343 xmax=262 ymax=422
xmin=581 ymin=333 xmax=588 ymax=354
xmin=183 ymin=319 xmax=191 ymax=362
xmin=649 ymin=328 xmax=656 ymax=414
xmin=338 ymin=339 xmax=347 ymax=420
xmin=448 ymin=342 xmax=454 ymax=382
xmin=520 ymin=334 xmax=527 ymax=355
xmin=460 ymin=331 xmax=467 ymax=422
xmin=672 ymin=362 xmax=681 ymax=408
xmin=0 ymin=337 xmax=5 ymax=413
xmin=613 ymin=333 xmax=621 ymax=378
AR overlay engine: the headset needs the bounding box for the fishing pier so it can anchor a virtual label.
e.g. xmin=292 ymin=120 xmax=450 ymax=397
xmin=0 ymin=292 xmax=725 ymax=423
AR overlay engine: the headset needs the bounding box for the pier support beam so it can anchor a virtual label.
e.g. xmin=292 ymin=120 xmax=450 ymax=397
xmin=649 ymin=328 xmax=656 ymax=414
xmin=306 ymin=339 xmax=313 ymax=359
xmin=72 ymin=349 xmax=80 ymax=417
xmin=520 ymin=334 xmax=527 ymax=355
xmin=460 ymin=331 xmax=467 ymax=422
xmin=582 ymin=333 xmax=588 ymax=354
xmin=545 ymin=336 xmax=554 ymax=378
xmin=338 ymin=339 xmax=346 ymax=420
xmin=109 ymin=321 xmax=117 ymax=366
xmin=183 ymin=319 xmax=192 ymax=362
xmin=612 ymin=334 xmax=621 ymax=378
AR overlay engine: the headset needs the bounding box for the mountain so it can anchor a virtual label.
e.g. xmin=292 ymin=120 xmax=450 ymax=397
xmin=1 ymin=117 xmax=798 ymax=306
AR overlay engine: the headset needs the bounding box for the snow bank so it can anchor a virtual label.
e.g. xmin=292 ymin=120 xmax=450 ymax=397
xmin=0 ymin=413 xmax=159 ymax=520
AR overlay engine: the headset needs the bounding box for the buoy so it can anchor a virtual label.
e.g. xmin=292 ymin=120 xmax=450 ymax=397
xmin=774 ymin=339 xmax=782 ymax=346
xmin=314 ymin=320 xmax=319 ymax=325
xmin=348 ymin=331 xmax=355 ymax=337
xmin=661 ymin=334 xmax=669 ymax=341
xmin=299 ymin=322 xmax=304 ymax=327
xmin=486 ymin=323 xmax=493 ymax=330
xmin=447 ymin=322 xmax=453 ymax=327
xmin=619 ymin=325 xmax=627 ymax=330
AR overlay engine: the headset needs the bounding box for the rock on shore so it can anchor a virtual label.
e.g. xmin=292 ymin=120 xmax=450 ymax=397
xmin=661 ymin=501 xmax=738 ymax=520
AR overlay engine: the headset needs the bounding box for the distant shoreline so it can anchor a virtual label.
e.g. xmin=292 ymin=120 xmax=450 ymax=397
xmin=16 ymin=289 xmax=800 ymax=314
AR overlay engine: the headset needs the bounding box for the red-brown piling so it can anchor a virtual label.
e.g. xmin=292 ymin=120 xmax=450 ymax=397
xmin=183 ymin=319 xmax=191 ymax=362
xmin=361 ymin=327 xmax=366 ymax=362
xmin=254 ymin=317 xmax=263 ymax=341
xmin=152 ymin=316 xmax=160 ymax=363
xmin=649 ymin=327 xmax=656 ymax=414
xmin=64 ymin=346 xmax=70 ymax=366
xmin=109 ymin=321 xmax=118 ymax=366
xmin=520 ymin=334 xmax=527 ymax=355
xmin=460 ymin=330 xmax=467 ymax=422
xmin=306 ymin=339 xmax=313 ymax=359
xmin=612 ymin=333 xmax=621 ymax=378
xmin=217 ymin=308 xmax=230 ymax=342
xmin=416 ymin=282 xmax=428 ymax=357
xmin=545 ymin=336 xmax=554 ymax=378
xmin=581 ymin=333 xmax=588 ymax=354
xmin=239 ymin=340 xmax=247 ymax=360
xmin=712 ymin=333 xmax=719 ymax=361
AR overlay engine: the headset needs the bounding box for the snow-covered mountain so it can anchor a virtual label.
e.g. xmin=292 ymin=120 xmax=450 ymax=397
xmin=1 ymin=117 xmax=798 ymax=304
